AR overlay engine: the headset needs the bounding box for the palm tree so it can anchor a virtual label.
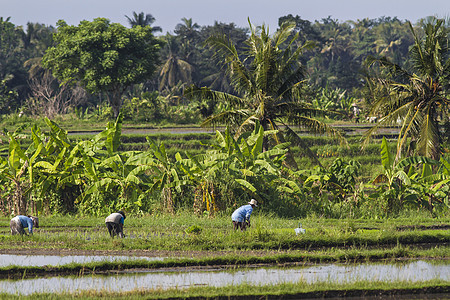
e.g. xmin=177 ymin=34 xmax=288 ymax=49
xmin=349 ymin=18 xmax=376 ymax=64
xmin=125 ymin=11 xmax=162 ymax=33
xmin=364 ymin=18 xmax=450 ymax=161
xmin=185 ymin=20 xmax=347 ymax=166
xmin=174 ymin=18 xmax=200 ymax=41
xmin=373 ymin=19 xmax=412 ymax=65
xmin=310 ymin=18 xmax=357 ymax=89
xmin=158 ymin=34 xmax=194 ymax=92
xmin=22 ymin=23 xmax=55 ymax=80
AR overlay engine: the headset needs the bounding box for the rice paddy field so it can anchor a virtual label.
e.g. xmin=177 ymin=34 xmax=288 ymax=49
xmin=0 ymin=123 xmax=448 ymax=298
xmin=0 ymin=213 xmax=448 ymax=298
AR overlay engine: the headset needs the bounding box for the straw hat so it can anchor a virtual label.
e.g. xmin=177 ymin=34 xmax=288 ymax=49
xmin=248 ymin=199 xmax=258 ymax=207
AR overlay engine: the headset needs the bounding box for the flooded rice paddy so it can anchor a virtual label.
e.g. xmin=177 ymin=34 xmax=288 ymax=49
xmin=0 ymin=254 xmax=164 ymax=267
xmin=1 ymin=260 xmax=448 ymax=295
xmin=68 ymin=124 xmax=400 ymax=136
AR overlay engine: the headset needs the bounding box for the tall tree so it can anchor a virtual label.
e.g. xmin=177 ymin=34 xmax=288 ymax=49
xmin=310 ymin=17 xmax=359 ymax=89
xmin=158 ymin=34 xmax=193 ymax=92
xmin=373 ymin=18 xmax=413 ymax=65
xmin=349 ymin=18 xmax=376 ymax=64
xmin=198 ymin=22 xmax=248 ymax=93
xmin=364 ymin=18 xmax=450 ymax=161
xmin=278 ymin=14 xmax=322 ymax=45
xmin=42 ymin=18 xmax=164 ymax=118
xmin=174 ymin=18 xmax=200 ymax=42
xmin=185 ymin=20 xmax=346 ymax=166
xmin=0 ymin=17 xmax=28 ymax=111
xmin=22 ymin=22 xmax=55 ymax=79
xmin=125 ymin=11 xmax=162 ymax=33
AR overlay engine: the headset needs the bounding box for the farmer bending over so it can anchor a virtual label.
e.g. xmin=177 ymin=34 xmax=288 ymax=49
xmin=105 ymin=210 xmax=126 ymax=238
xmin=231 ymin=199 xmax=257 ymax=231
xmin=10 ymin=215 xmax=39 ymax=235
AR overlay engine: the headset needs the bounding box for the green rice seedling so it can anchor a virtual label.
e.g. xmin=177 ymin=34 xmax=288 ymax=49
xmin=0 ymin=276 xmax=448 ymax=299
xmin=0 ymin=215 xmax=448 ymax=253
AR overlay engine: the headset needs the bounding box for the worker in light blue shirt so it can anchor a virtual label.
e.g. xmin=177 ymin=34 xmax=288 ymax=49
xmin=10 ymin=215 xmax=39 ymax=235
xmin=231 ymin=199 xmax=257 ymax=231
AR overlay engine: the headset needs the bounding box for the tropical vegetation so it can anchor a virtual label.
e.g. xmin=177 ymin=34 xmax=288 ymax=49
xmin=364 ymin=19 xmax=450 ymax=161
xmin=42 ymin=18 xmax=164 ymax=118
xmin=185 ymin=20 xmax=347 ymax=166
xmin=0 ymin=13 xmax=449 ymax=219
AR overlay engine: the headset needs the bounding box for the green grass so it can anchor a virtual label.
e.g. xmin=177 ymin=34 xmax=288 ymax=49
xmin=0 ymin=113 xmax=203 ymax=133
xmin=1 ymin=280 xmax=448 ymax=299
xmin=0 ymin=213 xmax=448 ymax=254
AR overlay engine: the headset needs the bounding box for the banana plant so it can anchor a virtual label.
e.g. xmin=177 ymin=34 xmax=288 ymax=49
xmin=31 ymin=118 xmax=79 ymax=213
xmin=368 ymin=136 xmax=447 ymax=213
xmin=79 ymin=150 xmax=155 ymax=214
xmin=0 ymin=126 xmax=45 ymax=215
xmin=398 ymin=155 xmax=450 ymax=212
xmin=177 ymin=122 xmax=300 ymax=212
xmin=69 ymin=114 xmax=158 ymax=214
xmin=145 ymin=137 xmax=186 ymax=213
xmin=304 ymin=157 xmax=360 ymax=202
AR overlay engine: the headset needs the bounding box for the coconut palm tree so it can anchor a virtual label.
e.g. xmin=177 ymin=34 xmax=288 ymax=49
xmin=158 ymin=34 xmax=194 ymax=92
xmin=125 ymin=11 xmax=162 ymax=33
xmin=373 ymin=18 xmax=412 ymax=65
xmin=364 ymin=18 xmax=450 ymax=161
xmin=185 ymin=20 xmax=347 ymax=166
xmin=174 ymin=18 xmax=200 ymax=41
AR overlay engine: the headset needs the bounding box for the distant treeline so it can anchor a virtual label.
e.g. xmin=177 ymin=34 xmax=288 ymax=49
xmin=0 ymin=13 xmax=440 ymax=116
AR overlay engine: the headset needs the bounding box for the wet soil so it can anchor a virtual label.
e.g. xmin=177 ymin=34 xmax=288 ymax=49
xmin=0 ymin=248 xmax=310 ymax=280
xmin=1 ymin=246 xmax=448 ymax=280
xmin=179 ymin=287 xmax=450 ymax=300
xmin=0 ymin=248 xmax=285 ymax=258
xmin=396 ymin=224 xmax=450 ymax=231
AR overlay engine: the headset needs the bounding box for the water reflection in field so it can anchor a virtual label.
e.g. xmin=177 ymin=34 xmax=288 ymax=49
xmin=0 ymin=260 xmax=448 ymax=295
xmin=0 ymin=254 xmax=163 ymax=267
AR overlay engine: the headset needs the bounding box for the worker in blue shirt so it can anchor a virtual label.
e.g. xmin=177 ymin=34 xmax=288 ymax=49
xmin=231 ymin=199 xmax=257 ymax=231
xmin=10 ymin=215 xmax=39 ymax=235
xmin=105 ymin=210 xmax=126 ymax=238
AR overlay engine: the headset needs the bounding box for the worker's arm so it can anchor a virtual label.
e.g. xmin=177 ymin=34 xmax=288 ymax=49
xmin=26 ymin=218 xmax=33 ymax=235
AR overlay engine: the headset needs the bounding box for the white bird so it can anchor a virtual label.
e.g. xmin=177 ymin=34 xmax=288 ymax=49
xmin=295 ymin=222 xmax=305 ymax=235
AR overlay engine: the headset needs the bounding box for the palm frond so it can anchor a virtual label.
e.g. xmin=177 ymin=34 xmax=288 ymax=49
xmin=236 ymin=115 xmax=259 ymax=137
xmin=416 ymin=105 xmax=440 ymax=159
xmin=366 ymin=55 xmax=411 ymax=82
xmin=282 ymin=125 xmax=322 ymax=166
xmin=184 ymin=85 xmax=245 ymax=107
xmin=361 ymin=101 xmax=414 ymax=151
xmin=201 ymin=109 xmax=251 ymax=129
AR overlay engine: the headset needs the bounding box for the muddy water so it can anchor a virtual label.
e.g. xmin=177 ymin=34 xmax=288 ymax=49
xmin=0 ymin=260 xmax=448 ymax=295
xmin=0 ymin=254 xmax=164 ymax=267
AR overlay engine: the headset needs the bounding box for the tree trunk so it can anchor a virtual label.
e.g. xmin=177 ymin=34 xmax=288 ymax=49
xmin=108 ymin=87 xmax=123 ymax=118
xmin=162 ymin=186 xmax=174 ymax=214
xmin=13 ymin=180 xmax=27 ymax=215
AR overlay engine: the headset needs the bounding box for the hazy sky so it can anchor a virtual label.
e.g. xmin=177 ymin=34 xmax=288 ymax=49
xmin=2 ymin=0 xmax=450 ymax=33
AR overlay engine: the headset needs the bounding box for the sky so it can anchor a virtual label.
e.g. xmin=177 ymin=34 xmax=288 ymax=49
xmin=2 ymin=0 xmax=450 ymax=33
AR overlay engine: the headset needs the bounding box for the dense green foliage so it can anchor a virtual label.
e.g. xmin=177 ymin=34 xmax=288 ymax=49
xmin=364 ymin=19 xmax=450 ymax=161
xmin=0 ymin=116 xmax=448 ymax=218
xmin=0 ymin=14 xmax=441 ymax=121
xmin=42 ymin=18 xmax=163 ymax=118
xmin=0 ymin=13 xmax=449 ymax=219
